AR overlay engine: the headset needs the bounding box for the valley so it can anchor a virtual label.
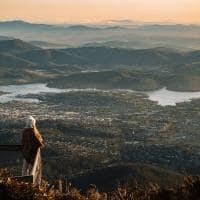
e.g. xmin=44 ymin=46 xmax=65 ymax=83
xmin=0 ymin=39 xmax=199 ymax=91
xmin=0 ymin=87 xmax=199 ymax=185
xmin=0 ymin=21 xmax=199 ymax=192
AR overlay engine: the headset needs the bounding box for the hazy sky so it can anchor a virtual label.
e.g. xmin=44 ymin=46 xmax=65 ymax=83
xmin=0 ymin=0 xmax=200 ymax=24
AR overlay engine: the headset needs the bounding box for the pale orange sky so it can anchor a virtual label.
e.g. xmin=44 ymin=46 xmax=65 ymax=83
xmin=0 ymin=0 xmax=200 ymax=24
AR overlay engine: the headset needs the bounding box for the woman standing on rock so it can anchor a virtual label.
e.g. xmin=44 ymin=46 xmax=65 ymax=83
xmin=21 ymin=116 xmax=44 ymax=185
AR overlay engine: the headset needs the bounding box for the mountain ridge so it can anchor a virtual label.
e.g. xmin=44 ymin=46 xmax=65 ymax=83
xmin=0 ymin=39 xmax=199 ymax=91
xmin=69 ymin=163 xmax=184 ymax=192
xmin=0 ymin=39 xmax=40 ymax=54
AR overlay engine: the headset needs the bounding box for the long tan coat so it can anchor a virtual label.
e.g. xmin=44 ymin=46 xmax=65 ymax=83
xmin=21 ymin=127 xmax=44 ymax=164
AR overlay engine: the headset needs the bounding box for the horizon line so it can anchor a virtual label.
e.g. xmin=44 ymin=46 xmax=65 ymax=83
xmin=0 ymin=19 xmax=199 ymax=26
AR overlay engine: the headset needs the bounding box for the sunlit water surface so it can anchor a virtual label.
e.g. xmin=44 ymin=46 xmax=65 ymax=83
xmin=0 ymin=83 xmax=199 ymax=106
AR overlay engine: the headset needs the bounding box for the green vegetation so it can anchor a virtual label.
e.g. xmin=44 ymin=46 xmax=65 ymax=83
xmin=48 ymin=70 xmax=163 ymax=91
xmin=48 ymin=69 xmax=200 ymax=91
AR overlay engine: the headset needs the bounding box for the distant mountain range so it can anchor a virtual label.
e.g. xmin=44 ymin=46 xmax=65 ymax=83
xmin=29 ymin=40 xmax=71 ymax=49
xmin=0 ymin=39 xmax=200 ymax=68
xmin=0 ymin=39 xmax=199 ymax=91
xmin=0 ymin=20 xmax=124 ymax=32
xmin=1 ymin=20 xmax=199 ymax=31
xmin=0 ymin=36 xmax=13 ymax=41
xmin=0 ymin=39 xmax=199 ymax=69
xmin=0 ymin=39 xmax=39 ymax=54
xmin=0 ymin=20 xmax=200 ymax=49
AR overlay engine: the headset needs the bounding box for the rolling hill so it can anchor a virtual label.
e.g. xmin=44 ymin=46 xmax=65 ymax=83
xmin=0 ymin=53 xmax=36 ymax=68
xmin=0 ymin=39 xmax=39 ymax=54
xmin=0 ymin=39 xmax=199 ymax=91
xmin=0 ymin=36 xmax=13 ymax=41
xmin=63 ymin=46 xmax=190 ymax=66
xmin=48 ymin=70 xmax=163 ymax=91
xmin=0 ymin=39 xmax=199 ymax=68
xmin=70 ymin=163 xmax=184 ymax=192
xmin=29 ymin=40 xmax=71 ymax=49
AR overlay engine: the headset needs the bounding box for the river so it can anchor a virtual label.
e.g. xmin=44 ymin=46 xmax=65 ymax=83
xmin=0 ymin=83 xmax=199 ymax=106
